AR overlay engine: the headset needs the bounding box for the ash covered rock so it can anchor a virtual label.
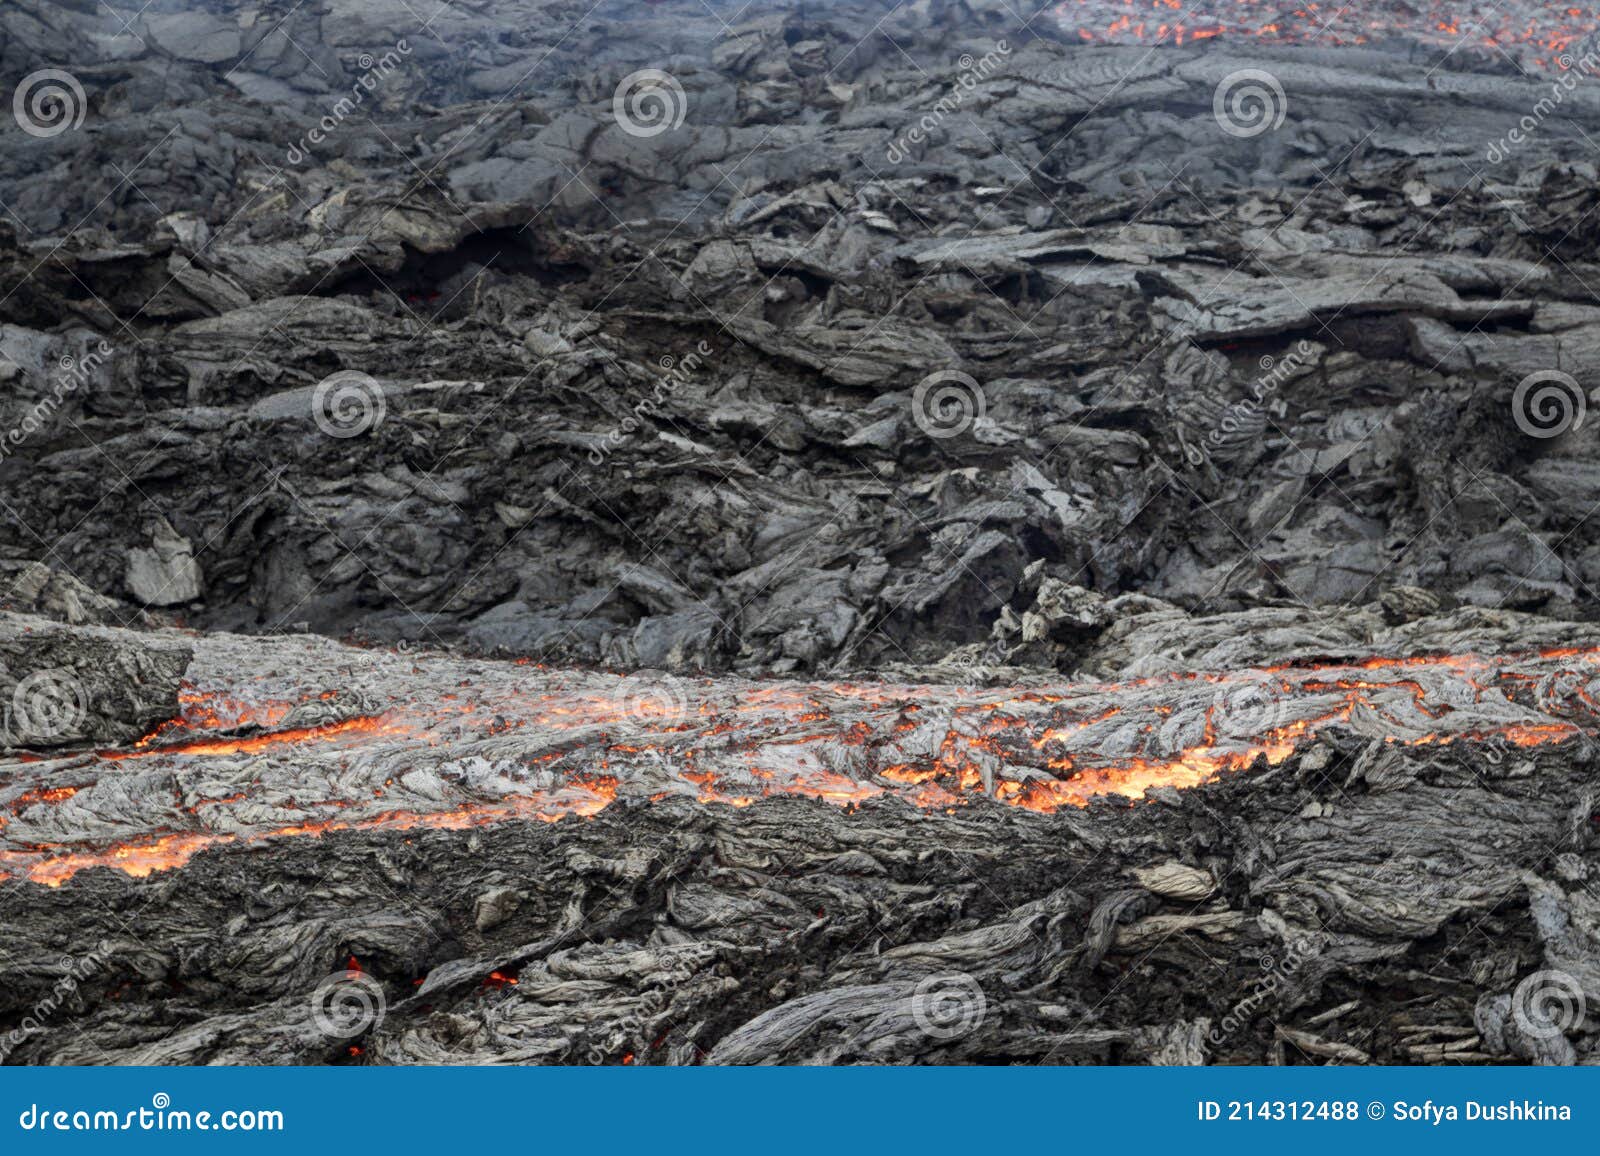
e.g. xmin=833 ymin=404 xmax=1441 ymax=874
xmin=2 ymin=562 xmax=127 ymax=626
xmin=124 ymin=518 xmax=204 ymax=607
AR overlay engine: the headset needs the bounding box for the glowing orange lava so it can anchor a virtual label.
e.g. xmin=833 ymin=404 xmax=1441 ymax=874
xmin=3 ymin=641 xmax=1595 ymax=888
xmin=1053 ymin=0 xmax=1600 ymax=68
xmin=102 ymin=716 xmax=410 ymax=761
xmin=4 ymin=781 xmax=618 ymax=888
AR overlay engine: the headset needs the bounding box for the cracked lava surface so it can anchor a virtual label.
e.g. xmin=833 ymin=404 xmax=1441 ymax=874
xmin=2 ymin=631 xmax=1597 ymax=888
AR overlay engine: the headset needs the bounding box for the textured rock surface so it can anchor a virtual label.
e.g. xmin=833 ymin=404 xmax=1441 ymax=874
xmin=0 ymin=614 xmax=190 ymax=749
xmin=0 ymin=612 xmax=1597 ymax=1064
xmin=2 ymin=0 xmax=1599 ymax=1067
xmin=2 ymin=2 xmax=1600 ymax=677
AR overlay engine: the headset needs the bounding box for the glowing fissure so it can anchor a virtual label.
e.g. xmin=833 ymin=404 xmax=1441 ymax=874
xmin=2 ymin=643 xmax=1595 ymax=887
xmin=102 ymin=715 xmax=412 ymax=761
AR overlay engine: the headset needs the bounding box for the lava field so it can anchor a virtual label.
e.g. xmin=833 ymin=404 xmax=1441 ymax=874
xmin=1 ymin=0 xmax=1598 ymax=1066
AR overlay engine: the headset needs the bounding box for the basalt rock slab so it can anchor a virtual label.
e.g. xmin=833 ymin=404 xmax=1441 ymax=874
xmin=0 ymin=613 xmax=191 ymax=750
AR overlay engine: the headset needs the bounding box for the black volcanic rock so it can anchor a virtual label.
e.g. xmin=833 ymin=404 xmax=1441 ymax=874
xmin=1 ymin=0 xmax=1599 ymax=1068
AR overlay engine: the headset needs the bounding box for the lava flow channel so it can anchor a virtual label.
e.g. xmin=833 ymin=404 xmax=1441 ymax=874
xmin=1052 ymin=0 xmax=1600 ymax=67
xmin=1 ymin=642 xmax=1596 ymax=887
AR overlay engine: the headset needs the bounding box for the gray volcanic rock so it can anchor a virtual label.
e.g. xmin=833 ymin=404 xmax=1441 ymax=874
xmin=2 ymin=4 xmax=1598 ymax=674
xmin=1 ymin=0 xmax=1599 ymax=1069
xmin=0 ymin=613 xmax=190 ymax=749
xmin=124 ymin=519 xmax=204 ymax=606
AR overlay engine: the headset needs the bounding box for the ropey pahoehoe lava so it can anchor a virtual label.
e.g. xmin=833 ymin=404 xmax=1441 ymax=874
xmin=4 ymin=627 xmax=1595 ymax=889
xmin=6 ymin=0 xmax=1600 ymax=1070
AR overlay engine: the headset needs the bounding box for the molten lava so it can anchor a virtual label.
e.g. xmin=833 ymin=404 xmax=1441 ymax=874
xmin=2 ymin=640 xmax=1595 ymax=888
xmin=1053 ymin=0 xmax=1600 ymax=68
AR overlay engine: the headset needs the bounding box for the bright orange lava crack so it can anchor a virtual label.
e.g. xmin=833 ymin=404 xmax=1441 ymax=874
xmin=0 ymin=781 xmax=618 ymax=889
xmin=101 ymin=716 xmax=408 ymax=761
